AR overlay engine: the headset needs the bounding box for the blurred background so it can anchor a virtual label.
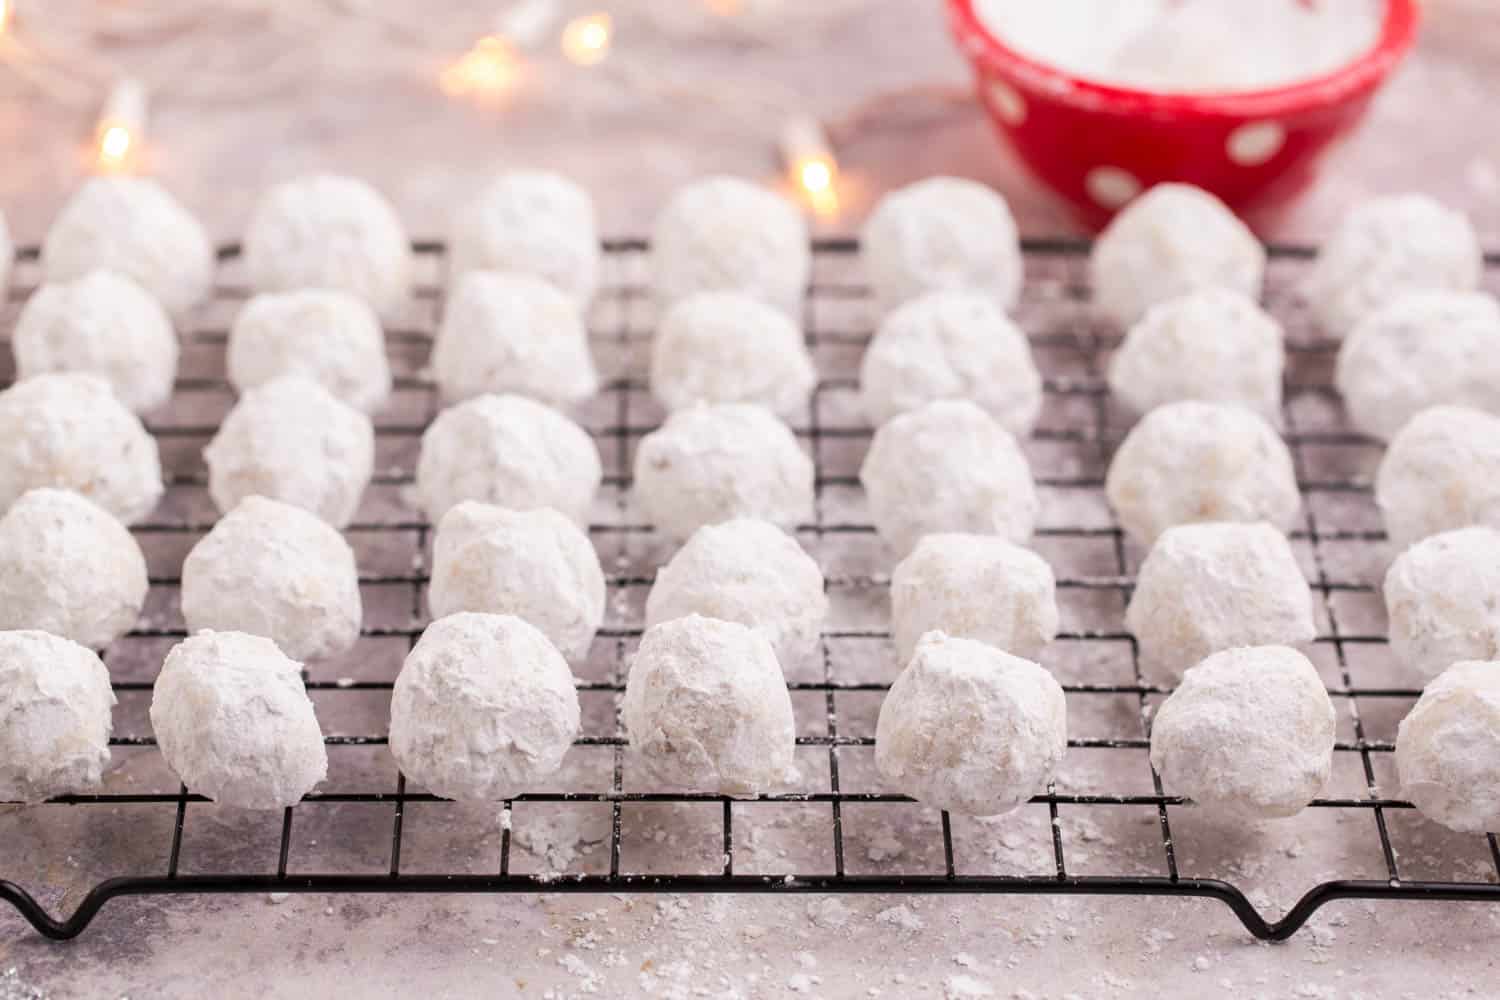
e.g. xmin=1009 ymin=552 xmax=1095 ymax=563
xmin=0 ymin=0 xmax=1495 ymax=243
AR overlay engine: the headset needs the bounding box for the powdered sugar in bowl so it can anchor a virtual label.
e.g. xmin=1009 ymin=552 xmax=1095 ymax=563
xmin=948 ymin=0 xmax=1418 ymax=228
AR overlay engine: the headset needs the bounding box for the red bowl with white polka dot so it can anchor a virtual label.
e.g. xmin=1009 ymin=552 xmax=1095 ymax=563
xmin=947 ymin=0 xmax=1419 ymax=230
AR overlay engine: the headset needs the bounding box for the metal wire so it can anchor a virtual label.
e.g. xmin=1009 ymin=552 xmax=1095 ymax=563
xmin=1 ymin=237 xmax=1498 ymax=942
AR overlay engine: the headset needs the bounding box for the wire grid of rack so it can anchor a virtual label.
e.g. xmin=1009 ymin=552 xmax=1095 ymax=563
xmin=1 ymin=236 xmax=1499 ymax=943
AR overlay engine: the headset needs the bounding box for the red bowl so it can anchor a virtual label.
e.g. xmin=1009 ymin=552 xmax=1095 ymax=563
xmin=947 ymin=0 xmax=1420 ymax=230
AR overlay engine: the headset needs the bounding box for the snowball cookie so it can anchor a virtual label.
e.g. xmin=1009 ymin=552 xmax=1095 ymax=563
xmin=448 ymin=170 xmax=599 ymax=306
xmin=859 ymin=399 xmax=1038 ymax=558
xmin=243 ymin=174 xmax=412 ymax=320
xmin=1383 ymin=527 xmax=1500 ymax=681
xmin=1396 ymin=660 xmax=1500 ymax=833
xmin=876 ymin=631 xmax=1065 ymax=817
xmin=1375 ymin=406 xmax=1500 ymax=551
xmin=634 ymin=403 xmax=813 ymax=543
xmin=205 ymin=374 xmax=374 ymax=528
xmin=1126 ymin=522 xmax=1315 ymax=683
xmin=650 ymin=292 xmax=815 ymax=418
xmin=150 ymin=631 xmax=327 ymax=809
xmin=861 ymin=177 xmax=1023 ymax=314
xmin=1090 ymin=183 xmax=1265 ymax=329
xmin=890 ymin=534 xmax=1057 ymax=666
xmin=13 ymin=270 xmax=178 ymax=414
xmin=415 ymin=393 xmax=601 ymax=526
xmin=431 ymin=270 xmax=598 ymax=407
xmin=645 ymin=518 xmax=828 ymax=674
xmin=390 ymin=612 xmax=580 ymax=801
xmin=1108 ymin=288 xmax=1284 ymax=422
xmin=182 ymin=496 xmax=362 ymax=662
xmin=428 ymin=502 xmax=604 ymax=662
xmin=859 ymin=291 xmax=1042 ymax=433
xmin=227 ymin=289 xmax=391 ymax=414
xmin=622 ymin=614 xmax=797 ymax=795
xmin=0 ymin=631 xmax=115 ymax=803
xmin=1106 ymin=400 xmax=1299 ymax=547
xmin=0 ymin=489 xmax=148 ymax=649
xmin=650 ymin=176 xmax=809 ymax=316
xmin=1334 ymin=291 xmax=1500 ymax=442
xmin=1149 ymin=645 xmax=1335 ymax=820
xmin=0 ymin=372 xmax=162 ymax=524
xmin=42 ymin=177 xmax=214 ymax=317
xmin=1304 ymin=194 xmax=1482 ymax=338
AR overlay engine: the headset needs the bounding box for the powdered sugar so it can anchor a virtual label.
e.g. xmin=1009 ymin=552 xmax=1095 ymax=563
xmin=432 ymin=270 xmax=598 ymax=407
xmin=860 ymin=399 xmax=1038 ymax=559
xmin=205 ymin=374 xmax=374 ymax=528
xmin=890 ymin=533 xmax=1057 ymax=665
xmin=645 ymin=518 xmax=827 ymax=676
xmin=1106 ymin=400 xmax=1299 ymax=546
xmin=1108 ymin=288 xmax=1284 ymax=423
xmin=1334 ymin=290 xmax=1500 ymax=441
xmin=428 ymin=502 xmax=604 ymax=663
xmin=651 ymin=176 xmax=808 ymax=317
xmin=876 ymin=632 xmax=1066 ymax=817
xmin=416 ymin=393 xmax=601 ymax=526
xmin=633 ymin=403 xmax=814 ymax=544
xmin=650 ymin=292 xmax=815 ymax=418
xmin=1305 ymin=194 xmax=1482 ymax=338
xmin=1150 ymin=645 xmax=1335 ymax=819
xmin=1375 ymin=405 xmax=1500 ymax=551
xmin=390 ymin=612 xmax=580 ymax=802
xmin=622 ymin=614 xmax=797 ymax=795
xmin=42 ymin=176 xmax=213 ymax=317
xmin=1396 ymin=660 xmax=1500 ymax=833
xmin=0 ymin=372 xmax=163 ymax=524
xmin=1126 ymin=521 xmax=1315 ymax=683
xmin=227 ymin=289 xmax=391 ymax=414
xmin=14 ymin=270 xmax=179 ymax=414
xmin=150 ymin=630 xmax=327 ymax=809
xmin=1090 ymin=185 xmax=1264 ymax=329
xmin=181 ymin=495 xmax=362 ymax=661
xmin=243 ymin=173 xmax=412 ymax=320
xmin=1384 ymin=527 xmax=1500 ymax=681
xmin=0 ymin=488 xmax=148 ymax=650
xmin=974 ymin=0 xmax=1383 ymax=94
xmin=861 ymin=177 xmax=1023 ymax=315
xmin=448 ymin=170 xmax=600 ymax=307
xmin=860 ymin=291 xmax=1041 ymax=433
xmin=0 ymin=630 xmax=114 ymax=803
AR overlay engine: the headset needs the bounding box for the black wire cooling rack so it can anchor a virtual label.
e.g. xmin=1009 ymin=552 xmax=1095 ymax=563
xmin=2 ymin=236 xmax=1499 ymax=943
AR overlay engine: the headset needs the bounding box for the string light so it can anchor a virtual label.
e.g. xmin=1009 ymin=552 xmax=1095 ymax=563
xmin=94 ymin=78 xmax=146 ymax=173
xmin=561 ymin=13 xmax=612 ymax=66
xmin=440 ymin=35 xmax=521 ymax=101
xmin=0 ymin=0 xmax=11 ymax=34
xmin=779 ymin=114 xmax=839 ymax=219
xmin=440 ymin=0 xmax=560 ymax=102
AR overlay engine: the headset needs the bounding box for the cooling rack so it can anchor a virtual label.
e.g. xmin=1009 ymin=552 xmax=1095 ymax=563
xmin=1 ymin=236 xmax=1498 ymax=943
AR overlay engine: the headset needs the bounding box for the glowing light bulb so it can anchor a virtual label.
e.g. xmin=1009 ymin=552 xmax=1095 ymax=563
xmin=441 ymin=35 xmax=521 ymax=100
xmin=0 ymin=0 xmax=12 ymax=33
xmin=800 ymin=159 xmax=832 ymax=194
xmin=561 ymin=13 xmax=611 ymax=66
xmin=94 ymin=79 xmax=147 ymax=173
xmin=780 ymin=115 xmax=840 ymax=220
xmin=100 ymin=126 xmax=131 ymax=162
